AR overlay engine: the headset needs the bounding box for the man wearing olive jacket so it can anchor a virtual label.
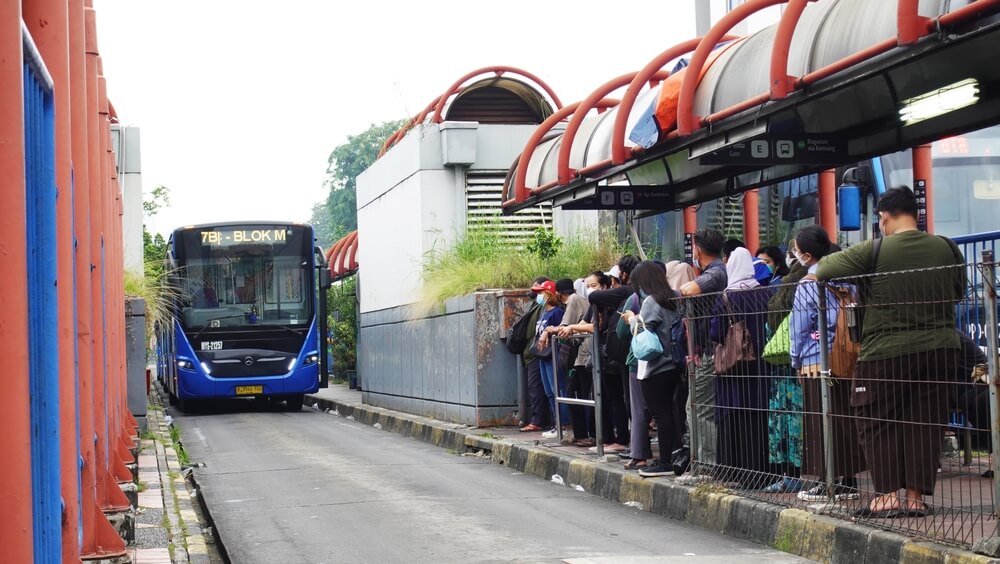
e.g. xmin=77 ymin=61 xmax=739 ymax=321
xmin=816 ymin=187 xmax=965 ymax=518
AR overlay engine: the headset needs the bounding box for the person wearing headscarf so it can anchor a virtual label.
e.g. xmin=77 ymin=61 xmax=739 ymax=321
xmin=666 ymin=260 xmax=696 ymax=293
xmin=710 ymin=247 xmax=770 ymax=487
xmin=725 ymin=247 xmax=760 ymax=291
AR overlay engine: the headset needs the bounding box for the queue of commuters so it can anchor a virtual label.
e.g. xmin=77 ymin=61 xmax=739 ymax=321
xmin=512 ymin=186 xmax=974 ymax=514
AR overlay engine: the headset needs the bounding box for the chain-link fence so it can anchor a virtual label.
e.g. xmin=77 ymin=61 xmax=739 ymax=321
xmin=678 ymin=252 xmax=999 ymax=549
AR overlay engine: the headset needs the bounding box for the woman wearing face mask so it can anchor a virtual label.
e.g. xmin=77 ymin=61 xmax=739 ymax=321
xmin=761 ymin=240 xmax=809 ymax=493
xmin=562 ymin=271 xmax=631 ymax=451
xmin=710 ymin=247 xmax=771 ymax=488
xmin=520 ymin=277 xmax=554 ymax=432
xmin=621 ymin=262 xmax=686 ymax=477
xmin=533 ymin=279 xmax=570 ymax=438
xmin=557 ymin=272 xmax=613 ymax=447
xmin=756 ymin=246 xmax=790 ymax=286
xmin=790 ymin=225 xmax=865 ymax=502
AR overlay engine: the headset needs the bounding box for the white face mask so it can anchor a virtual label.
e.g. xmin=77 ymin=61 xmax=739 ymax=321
xmin=584 ymin=288 xmax=594 ymax=297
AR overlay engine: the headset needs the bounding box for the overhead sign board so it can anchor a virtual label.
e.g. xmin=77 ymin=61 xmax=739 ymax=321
xmin=696 ymin=134 xmax=847 ymax=166
xmin=562 ymin=185 xmax=675 ymax=211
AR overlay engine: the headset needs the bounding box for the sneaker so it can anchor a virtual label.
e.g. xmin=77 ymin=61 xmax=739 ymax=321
xmin=639 ymin=461 xmax=672 ymax=478
xmin=797 ymin=482 xmax=860 ymax=501
xmin=541 ymin=429 xmax=558 ymax=439
xmin=762 ymin=477 xmax=804 ymax=494
xmin=797 ymin=483 xmax=828 ymax=502
xmin=834 ymin=482 xmax=860 ymax=501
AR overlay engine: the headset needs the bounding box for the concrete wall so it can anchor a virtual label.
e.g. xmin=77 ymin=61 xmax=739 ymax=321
xmin=112 ymin=125 xmax=143 ymax=276
xmin=356 ymin=122 xmax=595 ymax=314
xmin=358 ymin=291 xmax=532 ymax=426
xmin=354 ymin=120 xmax=597 ymax=424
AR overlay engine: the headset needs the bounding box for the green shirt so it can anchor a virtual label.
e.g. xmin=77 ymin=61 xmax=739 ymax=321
xmin=816 ymin=230 xmax=966 ymax=361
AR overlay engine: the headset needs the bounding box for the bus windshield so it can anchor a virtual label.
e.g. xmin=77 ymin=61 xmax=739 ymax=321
xmin=173 ymin=225 xmax=314 ymax=331
xmin=881 ymin=127 xmax=1000 ymax=239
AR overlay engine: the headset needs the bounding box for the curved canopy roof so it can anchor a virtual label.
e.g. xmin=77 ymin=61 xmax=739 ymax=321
xmin=325 ymin=230 xmax=358 ymax=282
xmin=379 ymin=66 xmax=562 ymax=157
xmin=502 ymin=0 xmax=1000 ymax=214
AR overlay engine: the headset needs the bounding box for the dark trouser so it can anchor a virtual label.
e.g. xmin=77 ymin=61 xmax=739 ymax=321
xmin=802 ymin=378 xmax=865 ymax=479
xmin=601 ymin=367 xmax=630 ymax=445
xmin=526 ymin=359 xmax=549 ymax=427
xmin=852 ymin=348 xmax=956 ymax=495
xmin=629 ymin=370 xmax=652 ymax=460
xmin=956 ymin=385 xmax=991 ymax=452
xmin=641 ymin=369 xmax=684 ymax=465
xmin=716 ymin=372 xmax=769 ymax=481
xmin=569 ymin=366 xmax=596 ymax=440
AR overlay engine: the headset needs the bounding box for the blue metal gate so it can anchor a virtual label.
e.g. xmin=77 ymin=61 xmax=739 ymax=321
xmin=23 ymin=24 xmax=61 ymax=562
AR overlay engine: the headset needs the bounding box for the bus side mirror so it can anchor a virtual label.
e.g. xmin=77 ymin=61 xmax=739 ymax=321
xmin=838 ymin=182 xmax=862 ymax=231
xmin=319 ymin=268 xmax=332 ymax=290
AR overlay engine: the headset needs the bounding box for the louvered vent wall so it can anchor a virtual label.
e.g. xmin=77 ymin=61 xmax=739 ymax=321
xmin=466 ymin=170 xmax=552 ymax=245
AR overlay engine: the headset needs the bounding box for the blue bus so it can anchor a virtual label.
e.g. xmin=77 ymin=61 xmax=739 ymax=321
xmin=157 ymin=222 xmax=331 ymax=412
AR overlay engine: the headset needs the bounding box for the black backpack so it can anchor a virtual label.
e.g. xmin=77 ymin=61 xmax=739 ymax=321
xmin=505 ymin=304 xmax=540 ymax=354
xmin=603 ymin=294 xmax=638 ymax=363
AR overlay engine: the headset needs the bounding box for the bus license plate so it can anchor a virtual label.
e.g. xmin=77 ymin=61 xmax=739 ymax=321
xmin=235 ymin=385 xmax=263 ymax=396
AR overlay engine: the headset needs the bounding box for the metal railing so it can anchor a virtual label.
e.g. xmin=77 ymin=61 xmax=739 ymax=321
xmin=678 ymin=251 xmax=999 ymax=549
xmin=550 ymin=334 xmax=605 ymax=456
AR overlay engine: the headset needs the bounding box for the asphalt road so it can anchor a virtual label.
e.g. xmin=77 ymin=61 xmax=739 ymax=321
xmin=174 ymin=400 xmax=810 ymax=564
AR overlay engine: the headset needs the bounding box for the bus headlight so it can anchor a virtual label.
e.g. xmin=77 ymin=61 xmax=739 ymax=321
xmin=303 ymin=353 xmax=320 ymax=366
xmin=177 ymin=359 xmax=194 ymax=370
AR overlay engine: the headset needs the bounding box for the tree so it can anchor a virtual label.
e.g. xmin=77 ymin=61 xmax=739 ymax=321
xmin=142 ymin=184 xmax=171 ymax=216
xmin=143 ymin=229 xmax=168 ymax=281
xmin=143 ymin=185 xmax=171 ymax=281
xmin=319 ymin=119 xmax=406 ymax=243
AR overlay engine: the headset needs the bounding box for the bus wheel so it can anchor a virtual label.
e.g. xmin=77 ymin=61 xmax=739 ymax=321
xmin=285 ymin=395 xmax=304 ymax=412
xmin=178 ymin=396 xmax=197 ymax=414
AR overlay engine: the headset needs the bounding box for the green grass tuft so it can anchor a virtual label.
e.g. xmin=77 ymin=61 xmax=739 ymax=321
xmin=419 ymin=222 xmax=628 ymax=309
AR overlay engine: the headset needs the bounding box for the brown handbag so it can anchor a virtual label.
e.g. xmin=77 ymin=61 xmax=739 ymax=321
xmin=713 ymin=295 xmax=757 ymax=374
xmin=830 ymin=287 xmax=861 ymax=378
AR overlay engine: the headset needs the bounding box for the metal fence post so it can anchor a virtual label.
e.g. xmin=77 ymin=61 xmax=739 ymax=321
xmin=980 ymin=251 xmax=1000 ymax=517
xmin=816 ymin=281 xmax=836 ymax=500
xmin=552 ymin=340 xmax=562 ymax=442
xmin=592 ymin=332 xmax=604 ymax=457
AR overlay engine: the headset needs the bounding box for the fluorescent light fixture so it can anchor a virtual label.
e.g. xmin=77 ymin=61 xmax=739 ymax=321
xmin=899 ymin=79 xmax=980 ymax=125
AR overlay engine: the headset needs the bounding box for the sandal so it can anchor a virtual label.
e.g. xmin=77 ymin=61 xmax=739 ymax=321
xmin=573 ymin=438 xmax=596 ymax=447
xmin=519 ymin=424 xmax=542 ymax=432
xmin=624 ymin=459 xmax=647 ymax=471
xmin=892 ymin=504 xmax=932 ymax=518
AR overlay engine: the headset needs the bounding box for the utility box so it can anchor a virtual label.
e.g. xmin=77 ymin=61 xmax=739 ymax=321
xmin=440 ymin=121 xmax=478 ymax=165
xmin=125 ymin=297 xmax=147 ymax=431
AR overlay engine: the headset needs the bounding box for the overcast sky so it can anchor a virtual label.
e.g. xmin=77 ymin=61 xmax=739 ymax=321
xmin=93 ymin=1 xmax=779 ymax=237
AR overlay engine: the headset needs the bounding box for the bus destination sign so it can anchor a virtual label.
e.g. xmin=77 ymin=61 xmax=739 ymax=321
xmin=200 ymin=228 xmax=292 ymax=246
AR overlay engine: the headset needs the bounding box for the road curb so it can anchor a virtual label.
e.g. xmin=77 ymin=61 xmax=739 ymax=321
xmin=147 ymin=388 xmax=217 ymax=563
xmin=305 ymin=391 xmax=999 ymax=564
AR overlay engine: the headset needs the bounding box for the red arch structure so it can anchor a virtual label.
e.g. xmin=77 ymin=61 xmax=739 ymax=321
xmin=378 ymin=66 xmax=563 ymax=158
xmin=502 ymin=0 xmax=1000 ymax=211
xmin=325 ymin=230 xmax=359 ymax=281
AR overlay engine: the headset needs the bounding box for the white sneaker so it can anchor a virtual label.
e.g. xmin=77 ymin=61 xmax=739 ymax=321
xmin=541 ymin=429 xmax=558 ymax=439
